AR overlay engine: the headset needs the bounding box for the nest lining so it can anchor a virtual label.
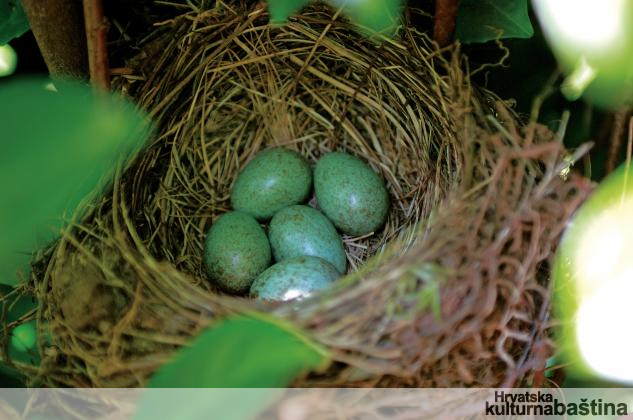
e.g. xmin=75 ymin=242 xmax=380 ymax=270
xmin=8 ymin=1 xmax=592 ymax=388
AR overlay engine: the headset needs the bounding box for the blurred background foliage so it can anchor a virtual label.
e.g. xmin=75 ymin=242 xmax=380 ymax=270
xmin=0 ymin=78 xmax=150 ymax=386
xmin=1 ymin=0 xmax=151 ymax=385
xmin=269 ymin=0 xmax=403 ymax=36
xmin=456 ymin=0 xmax=533 ymax=43
xmin=0 ymin=0 xmax=29 ymax=44
xmin=0 ymin=79 xmax=150 ymax=287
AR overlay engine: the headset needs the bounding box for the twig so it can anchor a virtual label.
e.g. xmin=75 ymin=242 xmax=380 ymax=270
xmin=109 ymin=67 xmax=135 ymax=76
xmin=529 ymin=70 xmax=560 ymax=123
xmin=627 ymin=117 xmax=633 ymax=169
xmin=606 ymin=108 xmax=631 ymax=174
xmin=433 ymin=0 xmax=460 ymax=47
xmin=83 ymin=0 xmax=110 ymax=90
xmin=621 ymin=117 xmax=633 ymax=206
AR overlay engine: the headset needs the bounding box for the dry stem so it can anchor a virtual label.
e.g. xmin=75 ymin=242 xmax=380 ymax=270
xmin=83 ymin=0 xmax=110 ymax=90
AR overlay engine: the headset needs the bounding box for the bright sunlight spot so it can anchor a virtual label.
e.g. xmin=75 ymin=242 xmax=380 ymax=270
xmin=574 ymin=197 xmax=633 ymax=382
xmin=533 ymin=0 xmax=626 ymax=51
xmin=576 ymin=269 xmax=633 ymax=384
xmin=574 ymin=205 xmax=627 ymax=296
xmin=0 ymin=44 xmax=18 ymax=77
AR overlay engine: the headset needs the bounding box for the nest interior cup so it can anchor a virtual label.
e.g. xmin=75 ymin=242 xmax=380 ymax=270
xmin=14 ymin=2 xmax=591 ymax=387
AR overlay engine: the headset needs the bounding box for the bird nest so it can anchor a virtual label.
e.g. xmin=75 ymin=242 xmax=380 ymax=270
xmin=11 ymin=1 xmax=591 ymax=387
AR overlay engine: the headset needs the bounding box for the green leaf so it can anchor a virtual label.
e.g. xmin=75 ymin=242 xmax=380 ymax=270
xmin=136 ymin=316 xmax=328 ymax=420
xmin=0 ymin=43 xmax=17 ymax=77
xmin=0 ymin=0 xmax=30 ymax=45
xmin=268 ymin=0 xmax=311 ymax=24
xmin=553 ymin=162 xmax=633 ymax=383
xmin=267 ymin=0 xmax=403 ymax=38
xmin=10 ymin=320 xmax=36 ymax=352
xmin=332 ymin=0 xmax=403 ymax=38
xmin=0 ymin=78 xmax=150 ymax=286
xmin=0 ymin=284 xmax=40 ymax=376
xmin=456 ymin=0 xmax=534 ymax=44
xmin=147 ymin=315 xmax=327 ymax=387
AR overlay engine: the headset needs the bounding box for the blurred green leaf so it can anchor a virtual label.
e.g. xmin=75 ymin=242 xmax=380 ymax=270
xmin=137 ymin=316 xmax=328 ymax=419
xmin=269 ymin=0 xmax=402 ymax=38
xmin=268 ymin=0 xmax=311 ymax=24
xmin=7 ymin=319 xmax=41 ymax=372
xmin=148 ymin=316 xmax=328 ymax=387
xmin=10 ymin=320 xmax=35 ymax=352
xmin=0 ymin=284 xmax=39 ymax=380
xmin=456 ymin=0 xmax=534 ymax=44
xmin=0 ymin=0 xmax=29 ymax=45
xmin=553 ymin=162 xmax=633 ymax=383
xmin=0 ymin=43 xmax=17 ymax=77
xmin=331 ymin=0 xmax=403 ymax=37
xmin=0 ymin=78 xmax=150 ymax=286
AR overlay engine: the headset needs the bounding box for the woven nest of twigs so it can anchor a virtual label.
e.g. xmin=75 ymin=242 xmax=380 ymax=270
xmin=12 ymin=1 xmax=593 ymax=387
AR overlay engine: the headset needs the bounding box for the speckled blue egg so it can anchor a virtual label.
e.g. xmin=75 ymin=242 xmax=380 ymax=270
xmin=204 ymin=211 xmax=271 ymax=293
xmin=269 ymin=205 xmax=347 ymax=273
xmin=250 ymin=256 xmax=340 ymax=301
xmin=314 ymin=152 xmax=390 ymax=236
xmin=231 ymin=148 xmax=312 ymax=220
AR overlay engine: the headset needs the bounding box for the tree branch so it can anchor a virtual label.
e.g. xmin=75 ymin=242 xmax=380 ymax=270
xmin=606 ymin=108 xmax=631 ymax=174
xmin=83 ymin=0 xmax=110 ymax=90
xmin=433 ymin=0 xmax=460 ymax=47
xmin=21 ymin=0 xmax=89 ymax=80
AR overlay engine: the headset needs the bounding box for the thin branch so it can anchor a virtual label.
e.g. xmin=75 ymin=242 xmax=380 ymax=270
xmin=627 ymin=117 xmax=633 ymax=169
xmin=606 ymin=108 xmax=631 ymax=174
xmin=83 ymin=0 xmax=110 ymax=90
xmin=621 ymin=117 xmax=633 ymax=205
xmin=433 ymin=0 xmax=460 ymax=47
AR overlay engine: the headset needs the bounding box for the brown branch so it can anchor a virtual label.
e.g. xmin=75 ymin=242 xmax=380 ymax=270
xmin=21 ymin=0 xmax=89 ymax=80
xmin=627 ymin=117 xmax=633 ymax=168
xmin=83 ymin=0 xmax=110 ymax=90
xmin=606 ymin=108 xmax=632 ymax=174
xmin=433 ymin=0 xmax=460 ymax=47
